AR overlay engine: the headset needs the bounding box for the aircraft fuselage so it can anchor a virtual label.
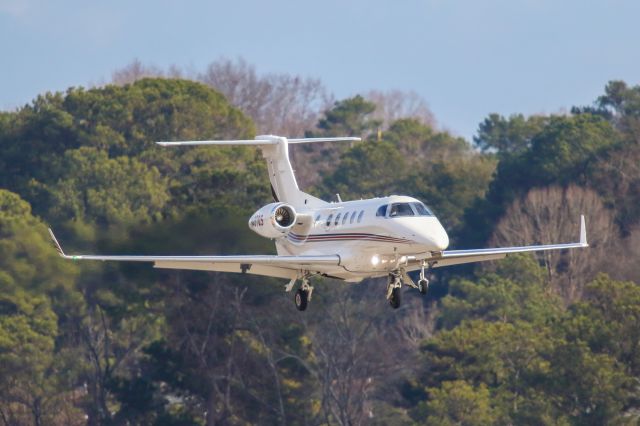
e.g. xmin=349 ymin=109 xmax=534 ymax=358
xmin=252 ymin=195 xmax=449 ymax=281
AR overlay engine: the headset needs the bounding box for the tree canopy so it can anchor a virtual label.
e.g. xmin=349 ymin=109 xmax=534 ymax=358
xmin=0 ymin=73 xmax=639 ymax=424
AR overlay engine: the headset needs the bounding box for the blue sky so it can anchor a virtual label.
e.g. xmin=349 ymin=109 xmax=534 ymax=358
xmin=1 ymin=0 xmax=639 ymax=140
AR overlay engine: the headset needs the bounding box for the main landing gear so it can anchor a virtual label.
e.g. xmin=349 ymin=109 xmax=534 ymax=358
xmin=286 ymin=277 xmax=314 ymax=311
xmin=386 ymin=262 xmax=430 ymax=309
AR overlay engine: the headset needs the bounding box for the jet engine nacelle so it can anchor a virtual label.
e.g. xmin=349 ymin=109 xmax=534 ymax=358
xmin=249 ymin=202 xmax=297 ymax=238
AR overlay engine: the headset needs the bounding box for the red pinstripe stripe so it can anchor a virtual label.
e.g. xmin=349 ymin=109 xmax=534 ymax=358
xmin=288 ymin=233 xmax=414 ymax=244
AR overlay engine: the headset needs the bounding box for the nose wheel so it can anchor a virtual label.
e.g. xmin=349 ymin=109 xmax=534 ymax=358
xmin=417 ymin=262 xmax=430 ymax=295
xmin=418 ymin=278 xmax=429 ymax=294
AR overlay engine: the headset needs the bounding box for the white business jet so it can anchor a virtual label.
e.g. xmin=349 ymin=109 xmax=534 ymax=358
xmin=49 ymin=135 xmax=588 ymax=310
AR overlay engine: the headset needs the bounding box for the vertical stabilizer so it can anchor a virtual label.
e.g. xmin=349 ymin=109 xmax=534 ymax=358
xmin=258 ymin=136 xmax=325 ymax=208
xmin=157 ymin=135 xmax=360 ymax=209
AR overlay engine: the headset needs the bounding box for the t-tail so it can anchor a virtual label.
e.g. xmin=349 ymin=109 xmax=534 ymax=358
xmin=157 ymin=135 xmax=360 ymax=209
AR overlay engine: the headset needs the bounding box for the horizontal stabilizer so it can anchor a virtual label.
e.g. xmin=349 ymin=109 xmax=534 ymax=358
xmin=156 ymin=135 xmax=361 ymax=147
xmin=287 ymin=137 xmax=361 ymax=144
xmin=156 ymin=139 xmax=279 ymax=146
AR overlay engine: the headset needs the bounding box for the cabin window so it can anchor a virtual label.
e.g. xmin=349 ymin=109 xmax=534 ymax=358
xmin=357 ymin=210 xmax=364 ymax=223
xmin=412 ymin=202 xmax=434 ymax=216
xmin=315 ymin=214 xmax=321 ymax=222
xmin=389 ymin=203 xmax=415 ymax=217
xmin=342 ymin=212 xmax=349 ymax=225
xmin=350 ymin=211 xmax=357 ymax=224
xmin=376 ymin=205 xmax=388 ymax=217
xmin=326 ymin=214 xmax=333 ymax=227
xmin=334 ymin=213 xmax=341 ymax=226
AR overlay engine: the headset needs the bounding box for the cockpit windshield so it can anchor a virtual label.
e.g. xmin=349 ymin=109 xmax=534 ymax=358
xmin=389 ymin=203 xmax=415 ymax=217
xmin=381 ymin=202 xmax=434 ymax=218
xmin=412 ymin=202 xmax=434 ymax=216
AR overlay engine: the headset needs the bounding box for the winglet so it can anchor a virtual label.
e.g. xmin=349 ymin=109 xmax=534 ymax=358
xmin=580 ymin=215 xmax=588 ymax=247
xmin=48 ymin=228 xmax=67 ymax=258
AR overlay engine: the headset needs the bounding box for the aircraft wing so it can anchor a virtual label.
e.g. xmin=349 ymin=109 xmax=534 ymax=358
xmin=420 ymin=215 xmax=588 ymax=268
xmin=48 ymin=229 xmax=339 ymax=280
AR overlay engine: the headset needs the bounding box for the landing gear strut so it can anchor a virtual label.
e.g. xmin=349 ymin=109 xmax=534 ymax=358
xmin=287 ymin=276 xmax=314 ymax=311
xmin=418 ymin=262 xmax=430 ymax=295
xmin=386 ymin=263 xmax=432 ymax=309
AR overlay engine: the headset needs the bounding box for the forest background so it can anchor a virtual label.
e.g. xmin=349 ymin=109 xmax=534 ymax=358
xmin=1 ymin=59 xmax=640 ymax=425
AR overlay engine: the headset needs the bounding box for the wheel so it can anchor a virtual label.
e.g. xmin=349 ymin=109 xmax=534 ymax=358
xmin=389 ymin=286 xmax=401 ymax=309
xmin=418 ymin=279 xmax=429 ymax=295
xmin=295 ymin=288 xmax=309 ymax=311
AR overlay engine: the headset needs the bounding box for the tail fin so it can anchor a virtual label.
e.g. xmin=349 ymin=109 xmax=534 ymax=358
xmin=157 ymin=135 xmax=360 ymax=208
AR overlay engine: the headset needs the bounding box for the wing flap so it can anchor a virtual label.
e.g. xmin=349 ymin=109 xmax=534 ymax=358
xmin=154 ymin=261 xmax=298 ymax=279
xmin=49 ymin=228 xmax=340 ymax=279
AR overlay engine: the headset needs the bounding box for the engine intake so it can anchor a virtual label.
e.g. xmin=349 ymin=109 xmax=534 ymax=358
xmin=274 ymin=205 xmax=295 ymax=228
xmin=249 ymin=203 xmax=297 ymax=238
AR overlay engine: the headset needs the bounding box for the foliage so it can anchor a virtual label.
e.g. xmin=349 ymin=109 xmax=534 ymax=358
xmin=45 ymin=147 xmax=170 ymax=227
xmin=420 ymin=380 xmax=500 ymax=426
xmin=1 ymin=73 xmax=640 ymax=424
xmin=0 ymin=190 xmax=83 ymax=425
xmin=474 ymin=113 xmax=548 ymax=155
xmin=311 ymin=95 xmax=381 ymax=138
xmin=408 ymin=267 xmax=638 ymax=425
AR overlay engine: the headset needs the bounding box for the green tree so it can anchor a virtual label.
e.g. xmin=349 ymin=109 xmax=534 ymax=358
xmin=440 ymin=254 xmax=559 ymax=329
xmin=322 ymin=140 xmax=406 ymax=199
xmin=545 ymin=340 xmax=630 ymax=424
xmin=0 ymin=280 xmax=63 ymax=426
xmin=420 ymin=380 xmax=500 ymax=426
xmin=474 ymin=113 xmax=548 ymax=155
xmin=0 ymin=79 xmax=255 ymax=220
xmin=45 ymin=147 xmax=170 ymax=227
xmin=596 ymin=80 xmax=640 ymax=143
xmin=563 ymin=274 xmax=640 ymax=377
xmin=383 ymin=118 xmax=468 ymax=163
xmin=0 ymin=190 xmax=78 ymax=303
xmin=0 ymin=190 xmax=82 ymax=424
xmin=311 ymin=95 xmax=380 ymax=138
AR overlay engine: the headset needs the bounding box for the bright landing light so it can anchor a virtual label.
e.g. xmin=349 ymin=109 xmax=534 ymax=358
xmin=371 ymin=255 xmax=380 ymax=266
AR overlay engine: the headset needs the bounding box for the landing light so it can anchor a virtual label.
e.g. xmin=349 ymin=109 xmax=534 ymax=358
xmin=371 ymin=255 xmax=380 ymax=266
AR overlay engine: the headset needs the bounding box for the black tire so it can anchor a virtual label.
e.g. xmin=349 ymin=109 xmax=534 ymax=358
xmin=295 ymin=289 xmax=309 ymax=311
xmin=389 ymin=287 xmax=401 ymax=309
xmin=418 ymin=279 xmax=428 ymax=295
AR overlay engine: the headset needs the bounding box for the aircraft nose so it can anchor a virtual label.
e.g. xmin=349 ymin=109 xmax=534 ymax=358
xmin=405 ymin=218 xmax=449 ymax=251
xmin=429 ymin=229 xmax=449 ymax=251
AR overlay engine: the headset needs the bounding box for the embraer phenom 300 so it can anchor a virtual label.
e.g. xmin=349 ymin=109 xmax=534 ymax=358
xmin=50 ymin=136 xmax=588 ymax=311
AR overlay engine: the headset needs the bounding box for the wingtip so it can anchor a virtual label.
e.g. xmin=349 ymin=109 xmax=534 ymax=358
xmin=48 ymin=228 xmax=66 ymax=257
xmin=580 ymin=214 xmax=588 ymax=246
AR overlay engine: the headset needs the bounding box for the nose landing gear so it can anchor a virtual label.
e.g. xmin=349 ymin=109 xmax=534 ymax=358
xmin=418 ymin=262 xmax=430 ymax=295
xmin=386 ymin=262 xmax=431 ymax=309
